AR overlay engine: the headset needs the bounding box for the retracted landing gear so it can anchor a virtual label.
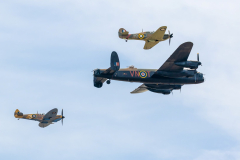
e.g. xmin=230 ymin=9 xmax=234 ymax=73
xmin=106 ymin=80 xmax=111 ymax=84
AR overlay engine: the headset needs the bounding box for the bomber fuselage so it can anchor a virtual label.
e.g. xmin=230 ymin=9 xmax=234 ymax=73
xmin=94 ymin=68 xmax=204 ymax=85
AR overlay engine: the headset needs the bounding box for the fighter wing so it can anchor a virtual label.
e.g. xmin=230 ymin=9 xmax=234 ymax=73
xmin=42 ymin=108 xmax=58 ymax=123
xmin=39 ymin=122 xmax=52 ymax=128
xmin=147 ymin=26 xmax=167 ymax=41
xmin=143 ymin=41 xmax=160 ymax=50
xmin=131 ymin=84 xmax=148 ymax=94
xmin=156 ymin=42 xmax=193 ymax=72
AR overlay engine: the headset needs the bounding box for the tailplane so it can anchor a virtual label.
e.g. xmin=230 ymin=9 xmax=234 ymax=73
xmin=14 ymin=109 xmax=23 ymax=118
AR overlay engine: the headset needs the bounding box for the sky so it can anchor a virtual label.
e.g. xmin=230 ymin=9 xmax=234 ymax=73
xmin=0 ymin=0 xmax=240 ymax=160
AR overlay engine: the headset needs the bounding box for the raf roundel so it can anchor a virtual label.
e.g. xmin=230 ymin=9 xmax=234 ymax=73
xmin=138 ymin=34 xmax=144 ymax=39
xmin=139 ymin=70 xmax=147 ymax=78
xmin=32 ymin=114 xmax=36 ymax=118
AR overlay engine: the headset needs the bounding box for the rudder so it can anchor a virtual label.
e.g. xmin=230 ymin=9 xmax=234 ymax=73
xmin=14 ymin=109 xmax=23 ymax=118
xmin=118 ymin=28 xmax=129 ymax=38
xmin=110 ymin=51 xmax=120 ymax=71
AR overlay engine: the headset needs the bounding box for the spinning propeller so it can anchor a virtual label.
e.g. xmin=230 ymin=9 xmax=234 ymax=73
xmin=61 ymin=109 xmax=65 ymax=125
xmin=197 ymin=53 xmax=202 ymax=66
xmin=194 ymin=53 xmax=202 ymax=82
xmin=168 ymin=30 xmax=173 ymax=45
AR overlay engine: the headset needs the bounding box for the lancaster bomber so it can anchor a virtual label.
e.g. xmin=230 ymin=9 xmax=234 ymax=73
xmin=93 ymin=42 xmax=204 ymax=95
xmin=14 ymin=108 xmax=65 ymax=128
xmin=118 ymin=26 xmax=173 ymax=49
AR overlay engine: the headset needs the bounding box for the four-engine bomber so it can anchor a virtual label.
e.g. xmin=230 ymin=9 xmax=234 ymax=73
xmin=93 ymin=42 xmax=204 ymax=95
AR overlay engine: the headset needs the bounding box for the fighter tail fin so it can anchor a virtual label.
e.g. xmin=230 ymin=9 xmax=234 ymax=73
xmin=14 ymin=109 xmax=23 ymax=118
xmin=118 ymin=28 xmax=129 ymax=38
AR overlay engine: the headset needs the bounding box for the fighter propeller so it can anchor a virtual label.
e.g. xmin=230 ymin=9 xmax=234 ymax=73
xmin=197 ymin=53 xmax=202 ymax=66
xmin=61 ymin=109 xmax=65 ymax=125
xmin=168 ymin=30 xmax=173 ymax=45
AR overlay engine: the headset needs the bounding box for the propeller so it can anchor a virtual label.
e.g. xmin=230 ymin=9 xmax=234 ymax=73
xmin=61 ymin=109 xmax=65 ymax=125
xmin=197 ymin=53 xmax=202 ymax=66
xmin=168 ymin=30 xmax=173 ymax=45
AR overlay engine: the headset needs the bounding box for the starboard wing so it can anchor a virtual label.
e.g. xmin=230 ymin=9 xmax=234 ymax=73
xmin=42 ymin=108 xmax=58 ymax=122
xmin=143 ymin=41 xmax=160 ymax=50
xmin=154 ymin=42 xmax=193 ymax=74
xmin=146 ymin=26 xmax=167 ymax=41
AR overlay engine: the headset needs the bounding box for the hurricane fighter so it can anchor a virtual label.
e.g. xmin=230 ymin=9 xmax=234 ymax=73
xmin=93 ymin=42 xmax=204 ymax=95
xmin=14 ymin=108 xmax=65 ymax=128
xmin=118 ymin=26 xmax=173 ymax=49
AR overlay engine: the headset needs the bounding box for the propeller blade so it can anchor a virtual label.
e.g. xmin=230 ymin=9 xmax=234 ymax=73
xmin=197 ymin=53 xmax=199 ymax=61
xmin=61 ymin=109 xmax=63 ymax=126
xmin=168 ymin=30 xmax=173 ymax=45
xmin=168 ymin=30 xmax=171 ymax=45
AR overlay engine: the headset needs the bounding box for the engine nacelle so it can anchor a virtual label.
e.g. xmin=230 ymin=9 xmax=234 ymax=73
xmin=148 ymin=89 xmax=171 ymax=95
xmin=174 ymin=61 xmax=201 ymax=69
xmin=155 ymin=70 xmax=196 ymax=78
xmin=145 ymin=84 xmax=181 ymax=90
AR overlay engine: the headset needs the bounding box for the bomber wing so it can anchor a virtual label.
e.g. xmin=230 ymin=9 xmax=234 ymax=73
xmin=154 ymin=42 xmax=193 ymax=74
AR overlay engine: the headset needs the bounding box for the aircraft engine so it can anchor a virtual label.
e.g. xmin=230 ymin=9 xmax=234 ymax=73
xmin=145 ymin=84 xmax=181 ymax=90
xmin=174 ymin=61 xmax=201 ymax=69
xmin=175 ymin=53 xmax=202 ymax=69
xmin=148 ymin=89 xmax=171 ymax=95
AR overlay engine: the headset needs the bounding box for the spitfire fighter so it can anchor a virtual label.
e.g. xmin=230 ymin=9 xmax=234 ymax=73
xmin=118 ymin=26 xmax=173 ymax=49
xmin=14 ymin=108 xmax=65 ymax=128
xmin=93 ymin=42 xmax=204 ymax=95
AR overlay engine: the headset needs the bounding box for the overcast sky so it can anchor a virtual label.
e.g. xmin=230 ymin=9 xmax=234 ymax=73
xmin=0 ymin=0 xmax=240 ymax=160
